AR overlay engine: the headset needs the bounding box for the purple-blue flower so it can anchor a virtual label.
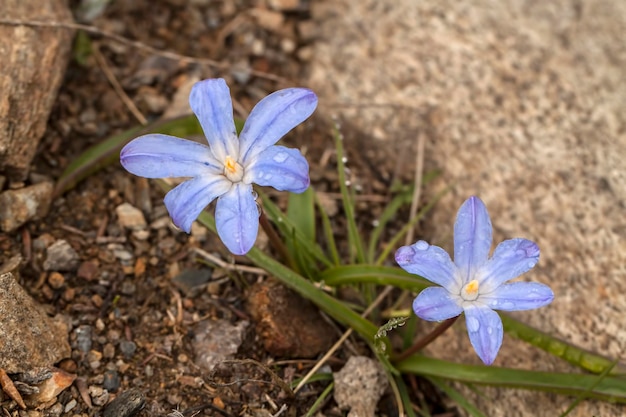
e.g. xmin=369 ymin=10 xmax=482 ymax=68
xmin=395 ymin=196 xmax=554 ymax=365
xmin=120 ymin=78 xmax=317 ymax=255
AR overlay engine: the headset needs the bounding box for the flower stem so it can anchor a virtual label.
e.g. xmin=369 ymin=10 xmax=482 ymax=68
xmin=258 ymin=209 xmax=297 ymax=270
xmin=393 ymin=316 xmax=459 ymax=362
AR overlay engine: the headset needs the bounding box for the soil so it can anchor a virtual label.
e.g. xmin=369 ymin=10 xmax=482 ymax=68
xmin=0 ymin=1 xmax=453 ymax=416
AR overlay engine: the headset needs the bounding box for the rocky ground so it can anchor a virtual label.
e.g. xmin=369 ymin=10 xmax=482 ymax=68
xmin=0 ymin=1 xmax=438 ymax=417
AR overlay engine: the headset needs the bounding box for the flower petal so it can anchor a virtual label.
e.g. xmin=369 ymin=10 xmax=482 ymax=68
xmin=481 ymin=282 xmax=554 ymax=311
xmin=239 ymin=88 xmax=317 ymax=163
xmin=395 ymin=241 xmax=459 ymax=290
xmin=244 ymin=145 xmax=310 ymax=192
xmin=189 ymin=79 xmax=238 ymax=161
xmin=412 ymin=287 xmax=463 ymax=321
xmin=164 ymin=176 xmax=232 ymax=233
xmin=120 ymin=134 xmax=221 ymax=178
xmin=464 ymin=305 xmax=503 ymax=365
xmin=454 ymin=196 xmax=493 ymax=282
xmin=477 ymin=238 xmax=540 ymax=292
xmin=215 ymin=183 xmax=259 ymax=255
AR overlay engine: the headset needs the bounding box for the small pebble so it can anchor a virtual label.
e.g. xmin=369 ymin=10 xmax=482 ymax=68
xmin=103 ymin=370 xmax=121 ymax=392
xmin=77 ymin=260 xmax=99 ymax=281
xmin=103 ymin=343 xmax=115 ymax=359
xmin=47 ymin=272 xmax=65 ymax=289
xmin=120 ymin=281 xmax=136 ymax=295
xmin=115 ymin=203 xmax=146 ymax=230
xmin=62 ymin=287 xmax=75 ymax=301
xmin=47 ymin=403 xmax=63 ymax=416
xmin=119 ymin=340 xmax=137 ymax=359
xmin=64 ymin=399 xmax=77 ymax=413
xmin=89 ymin=385 xmax=109 ymax=407
xmin=75 ymin=325 xmax=93 ymax=352
xmin=43 ymin=240 xmax=80 ymax=272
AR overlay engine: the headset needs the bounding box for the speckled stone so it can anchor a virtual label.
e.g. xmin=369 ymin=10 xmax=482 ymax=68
xmin=309 ymin=1 xmax=626 ymax=416
xmin=0 ymin=273 xmax=70 ymax=373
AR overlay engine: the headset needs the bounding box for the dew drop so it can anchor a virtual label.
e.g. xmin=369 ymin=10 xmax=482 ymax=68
xmin=515 ymin=248 xmax=529 ymax=257
xmin=272 ymin=152 xmax=288 ymax=163
xmin=502 ymin=301 xmax=515 ymax=309
xmin=415 ymin=241 xmax=429 ymax=251
xmin=487 ymin=326 xmax=493 ymax=335
xmin=341 ymin=156 xmax=348 ymax=163
xmin=467 ymin=316 xmax=480 ymax=332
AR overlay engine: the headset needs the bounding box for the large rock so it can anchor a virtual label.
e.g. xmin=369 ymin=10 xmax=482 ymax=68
xmin=0 ymin=273 xmax=71 ymax=373
xmin=308 ymin=1 xmax=626 ymax=416
xmin=0 ymin=0 xmax=74 ymax=182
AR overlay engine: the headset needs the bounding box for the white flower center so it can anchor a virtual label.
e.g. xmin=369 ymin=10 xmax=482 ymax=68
xmin=223 ymin=155 xmax=244 ymax=182
xmin=460 ymin=279 xmax=480 ymax=301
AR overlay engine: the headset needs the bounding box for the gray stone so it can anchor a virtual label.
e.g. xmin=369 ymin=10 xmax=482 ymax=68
xmin=333 ymin=356 xmax=388 ymax=417
xmin=0 ymin=182 xmax=53 ymax=232
xmin=191 ymin=320 xmax=248 ymax=372
xmin=115 ymin=202 xmax=146 ymax=230
xmin=0 ymin=273 xmax=71 ymax=373
xmin=43 ymin=239 xmax=80 ymax=271
xmin=309 ymin=1 xmax=626 ymax=416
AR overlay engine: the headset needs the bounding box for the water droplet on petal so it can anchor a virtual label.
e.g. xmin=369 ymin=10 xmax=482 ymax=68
xmin=272 ymin=152 xmax=288 ymax=163
xmin=415 ymin=241 xmax=429 ymax=251
xmin=467 ymin=316 xmax=480 ymax=332
xmin=487 ymin=326 xmax=493 ymax=335
xmin=502 ymin=301 xmax=515 ymax=309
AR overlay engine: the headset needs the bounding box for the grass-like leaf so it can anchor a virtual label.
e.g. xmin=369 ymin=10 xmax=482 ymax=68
xmin=55 ymin=115 xmax=203 ymax=196
xmin=500 ymin=315 xmax=626 ymax=376
xmin=428 ymin=377 xmax=487 ymax=417
xmin=334 ymin=125 xmax=367 ymax=263
xmin=315 ymin=192 xmax=341 ymax=265
xmin=259 ymin=191 xmax=333 ymax=270
xmin=397 ymin=356 xmax=626 ymax=403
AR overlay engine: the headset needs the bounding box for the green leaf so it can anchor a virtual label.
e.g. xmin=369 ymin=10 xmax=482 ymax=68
xmin=500 ymin=314 xmax=626 ymax=376
xmin=315 ymin=192 xmax=341 ymax=265
xmin=55 ymin=115 xmax=202 ymax=196
xmin=73 ymin=30 xmax=93 ymax=66
xmin=367 ymin=186 xmax=414 ymax=262
xmin=320 ymin=264 xmax=431 ymax=290
xmin=396 ymin=356 xmax=626 ymax=403
xmin=375 ymin=185 xmax=450 ymax=265
xmin=304 ymin=381 xmax=334 ymax=417
xmin=287 ymin=187 xmax=316 ymax=243
xmin=55 ymin=116 xmax=246 ymax=197
xmin=428 ymin=377 xmax=487 ymax=417
xmin=286 ymin=188 xmax=319 ymax=275
xmin=367 ymin=170 xmax=440 ymax=263
xmin=259 ymin=191 xmax=333 ymax=269
xmin=334 ymin=125 xmax=367 ymax=263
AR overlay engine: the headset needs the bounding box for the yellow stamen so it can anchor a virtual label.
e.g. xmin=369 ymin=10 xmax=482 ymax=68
xmin=465 ymin=279 xmax=479 ymax=295
xmin=224 ymin=156 xmax=237 ymax=174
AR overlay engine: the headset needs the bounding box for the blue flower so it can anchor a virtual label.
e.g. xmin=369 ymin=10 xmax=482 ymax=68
xmin=120 ymin=78 xmax=317 ymax=255
xmin=395 ymin=196 xmax=554 ymax=365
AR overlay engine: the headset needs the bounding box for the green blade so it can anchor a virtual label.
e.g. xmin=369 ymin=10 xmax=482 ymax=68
xmin=396 ymin=356 xmax=626 ymax=403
